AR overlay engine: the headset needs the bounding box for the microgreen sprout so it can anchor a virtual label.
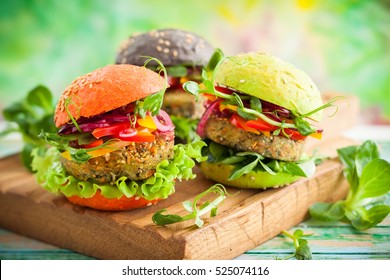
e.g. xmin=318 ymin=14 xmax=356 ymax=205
xmin=135 ymin=57 xmax=169 ymax=118
xmin=280 ymin=229 xmax=313 ymax=260
xmin=64 ymin=97 xmax=82 ymax=133
xmin=152 ymin=184 xmax=229 ymax=228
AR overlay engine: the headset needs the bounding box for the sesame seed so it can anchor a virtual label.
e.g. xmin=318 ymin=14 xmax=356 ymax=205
xmin=239 ymin=79 xmax=245 ymax=83
xmin=163 ymin=48 xmax=170 ymax=53
xmin=164 ymin=40 xmax=171 ymax=46
xmin=89 ymin=83 xmax=93 ymax=88
xmin=158 ymin=39 xmax=164 ymax=44
xmin=172 ymin=50 xmax=178 ymax=57
xmin=147 ymin=203 xmax=152 ymax=206
xmin=185 ymin=38 xmax=193 ymax=43
xmin=156 ymin=46 xmax=162 ymax=52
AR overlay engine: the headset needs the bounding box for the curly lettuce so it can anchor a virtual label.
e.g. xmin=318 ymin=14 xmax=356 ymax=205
xmin=170 ymin=115 xmax=199 ymax=143
xmin=31 ymin=140 xmax=206 ymax=201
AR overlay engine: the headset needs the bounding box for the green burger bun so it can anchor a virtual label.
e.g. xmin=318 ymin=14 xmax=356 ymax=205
xmin=213 ymin=52 xmax=323 ymax=121
xmin=200 ymin=161 xmax=301 ymax=189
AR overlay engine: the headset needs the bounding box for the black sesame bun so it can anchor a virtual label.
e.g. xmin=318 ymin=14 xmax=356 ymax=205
xmin=116 ymin=28 xmax=214 ymax=67
xmin=116 ymin=28 xmax=215 ymax=143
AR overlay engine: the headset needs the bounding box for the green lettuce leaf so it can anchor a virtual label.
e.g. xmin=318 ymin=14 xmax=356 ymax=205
xmin=310 ymin=140 xmax=390 ymax=230
xmin=31 ymin=140 xmax=206 ymax=200
xmin=203 ymin=140 xmax=316 ymax=179
xmin=170 ymin=115 xmax=199 ymax=142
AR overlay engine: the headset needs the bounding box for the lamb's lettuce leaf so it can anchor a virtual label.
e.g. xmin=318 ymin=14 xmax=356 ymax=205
xmin=203 ymin=140 xmax=316 ymax=180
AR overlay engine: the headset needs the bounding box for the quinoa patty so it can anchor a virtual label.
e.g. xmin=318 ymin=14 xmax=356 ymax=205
xmin=60 ymin=130 xmax=175 ymax=184
xmin=205 ymin=116 xmax=305 ymax=162
xmin=162 ymin=89 xmax=205 ymax=119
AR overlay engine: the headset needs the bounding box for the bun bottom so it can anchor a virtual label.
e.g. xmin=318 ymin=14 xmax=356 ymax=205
xmin=66 ymin=190 xmax=161 ymax=211
xmin=200 ymin=161 xmax=300 ymax=189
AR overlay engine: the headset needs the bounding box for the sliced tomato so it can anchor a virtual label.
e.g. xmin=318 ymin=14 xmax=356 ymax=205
xmin=246 ymin=118 xmax=278 ymax=132
xmin=92 ymin=123 xmax=130 ymax=139
xmin=283 ymin=128 xmax=307 ymax=141
xmin=81 ymin=139 xmax=103 ymax=149
xmin=230 ymin=114 xmax=260 ymax=135
xmin=118 ymin=131 xmax=155 ymax=142
xmin=215 ymin=86 xmax=234 ymax=94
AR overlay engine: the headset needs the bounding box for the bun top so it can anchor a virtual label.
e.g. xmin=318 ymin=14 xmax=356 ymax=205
xmin=54 ymin=64 xmax=166 ymax=127
xmin=115 ymin=28 xmax=214 ymax=67
xmin=214 ymin=52 xmax=323 ymax=121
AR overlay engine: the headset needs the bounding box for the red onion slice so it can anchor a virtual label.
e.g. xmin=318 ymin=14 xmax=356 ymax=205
xmin=196 ymin=99 xmax=221 ymax=138
xmin=152 ymin=110 xmax=175 ymax=132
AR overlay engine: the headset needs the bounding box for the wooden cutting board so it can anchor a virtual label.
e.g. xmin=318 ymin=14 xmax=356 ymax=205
xmin=0 ymin=94 xmax=359 ymax=260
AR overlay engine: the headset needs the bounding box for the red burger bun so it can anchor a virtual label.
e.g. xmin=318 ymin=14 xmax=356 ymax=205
xmin=54 ymin=64 xmax=166 ymax=127
xmin=67 ymin=190 xmax=161 ymax=211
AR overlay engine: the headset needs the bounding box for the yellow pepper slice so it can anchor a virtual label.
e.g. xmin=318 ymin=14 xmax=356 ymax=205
xmin=137 ymin=115 xmax=157 ymax=131
xmin=60 ymin=140 xmax=132 ymax=161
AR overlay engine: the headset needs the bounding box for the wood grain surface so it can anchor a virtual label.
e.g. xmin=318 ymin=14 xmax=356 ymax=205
xmin=0 ymin=136 xmax=356 ymax=260
xmin=0 ymin=94 xmax=360 ymax=260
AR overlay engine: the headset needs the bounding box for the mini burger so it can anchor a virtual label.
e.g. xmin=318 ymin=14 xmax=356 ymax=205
xmin=185 ymin=52 xmax=325 ymax=188
xmin=115 ymin=28 xmax=216 ymax=141
xmin=32 ymin=64 xmax=204 ymax=211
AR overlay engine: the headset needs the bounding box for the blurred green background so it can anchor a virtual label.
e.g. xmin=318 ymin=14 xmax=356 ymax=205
xmin=1 ymin=0 xmax=390 ymax=122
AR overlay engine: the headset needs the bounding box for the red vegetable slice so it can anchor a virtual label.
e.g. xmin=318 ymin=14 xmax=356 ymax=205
xmin=81 ymin=139 xmax=104 ymax=149
xmin=118 ymin=131 xmax=155 ymax=142
xmin=92 ymin=123 xmax=130 ymax=139
xmin=229 ymin=114 xmax=260 ymax=135
xmin=196 ymin=99 xmax=221 ymax=138
xmin=283 ymin=128 xmax=306 ymax=141
xmin=117 ymin=127 xmax=137 ymax=139
xmin=152 ymin=110 xmax=174 ymax=132
xmin=246 ymin=118 xmax=278 ymax=132
xmin=215 ymin=86 xmax=234 ymax=94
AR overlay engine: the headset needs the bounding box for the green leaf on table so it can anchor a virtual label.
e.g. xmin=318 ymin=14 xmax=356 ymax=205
xmin=346 ymin=205 xmax=390 ymax=231
xmin=281 ymin=229 xmax=313 ymax=260
xmin=295 ymin=239 xmax=312 ymax=260
xmin=357 ymin=159 xmax=390 ymax=199
xmin=152 ymin=209 xmax=184 ymax=225
xmin=355 ymin=140 xmax=379 ymax=177
xmin=309 ymin=201 xmax=345 ymax=222
xmin=152 ymin=184 xmax=228 ymax=228
xmin=310 ymin=140 xmax=390 ymax=230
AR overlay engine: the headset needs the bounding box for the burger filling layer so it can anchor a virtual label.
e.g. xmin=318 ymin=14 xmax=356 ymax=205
xmin=205 ymin=116 xmax=304 ymax=162
xmin=60 ymin=130 xmax=174 ymax=184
